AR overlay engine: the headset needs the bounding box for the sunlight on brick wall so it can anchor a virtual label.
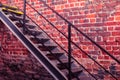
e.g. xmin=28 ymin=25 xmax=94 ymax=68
xmin=0 ymin=0 xmax=120 ymax=79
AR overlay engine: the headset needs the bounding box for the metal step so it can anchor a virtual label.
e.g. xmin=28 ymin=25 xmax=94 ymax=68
xmin=27 ymin=30 xmax=42 ymax=36
xmin=0 ymin=3 xmax=18 ymax=10
xmin=29 ymin=36 xmax=49 ymax=44
xmin=37 ymin=43 xmax=57 ymax=51
xmin=63 ymin=68 xmax=83 ymax=79
xmin=2 ymin=7 xmax=23 ymax=15
xmin=46 ymin=52 xmax=64 ymax=60
xmin=57 ymin=59 xmax=74 ymax=70
xmin=0 ymin=10 xmax=67 ymax=80
xmin=36 ymin=37 xmax=50 ymax=43
xmin=25 ymin=23 xmax=37 ymax=29
xmin=23 ymin=28 xmax=42 ymax=37
xmin=79 ymin=76 xmax=92 ymax=80
xmin=9 ymin=15 xmax=29 ymax=22
xmin=71 ymin=69 xmax=83 ymax=79
xmin=0 ymin=6 xmax=88 ymax=80
xmin=15 ymin=22 xmax=36 ymax=29
xmin=58 ymin=64 xmax=83 ymax=80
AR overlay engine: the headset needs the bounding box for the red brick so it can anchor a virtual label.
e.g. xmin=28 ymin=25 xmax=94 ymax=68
xmin=115 ymin=12 xmax=120 ymax=16
xmin=68 ymin=0 xmax=77 ymax=3
xmin=98 ymin=56 xmax=104 ymax=59
xmin=99 ymin=61 xmax=110 ymax=65
xmin=1 ymin=1 xmax=120 ymax=79
xmin=115 ymin=27 xmax=120 ymax=30
xmin=90 ymin=19 xmax=96 ymax=23
xmin=115 ymin=16 xmax=120 ymax=21
xmin=112 ymin=32 xmax=120 ymax=36
xmin=106 ymin=46 xmax=112 ymax=51
xmin=87 ymin=14 xmax=96 ymax=18
xmin=104 ymin=56 xmax=110 ymax=59
xmin=108 ymin=27 xmax=114 ymax=31
xmin=70 ymin=3 xmax=74 ymax=7
xmin=114 ymin=51 xmax=120 ymax=55
xmin=107 ymin=17 xmax=114 ymax=21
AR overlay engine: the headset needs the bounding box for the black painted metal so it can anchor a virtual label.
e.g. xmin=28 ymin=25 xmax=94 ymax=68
xmin=25 ymin=2 xmax=118 ymax=80
xmin=39 ymin=0 xmax=120 ymax=64
xmin=23 ymin=0 xmax=26 ymax=33
xmin=8 ymin=8 xmax=82 ymax=79
xmin=0 ymin=3 xmax=18 ymax=10
xmin=25 ymin=3 xmax=115 ymax=80
xmin=0 ymin=11 xmax=67 ymax=80
xmin=27 ymin=16 xmax=97 ymax=80
xmin=68 ymin=24 xmax=71 ymax=80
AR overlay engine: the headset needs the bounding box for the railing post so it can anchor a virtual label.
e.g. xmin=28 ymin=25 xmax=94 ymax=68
xmin=68 ymin=24 xmax=71 ymax=80
xmin=23 ymin=0 xmax=26 ymax=33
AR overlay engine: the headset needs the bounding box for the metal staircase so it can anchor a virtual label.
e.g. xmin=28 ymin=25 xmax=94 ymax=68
xmin=0 ymin=4 xmax=88 ymax=80
xmin=0 ymin=1 xmax=119 ymax=79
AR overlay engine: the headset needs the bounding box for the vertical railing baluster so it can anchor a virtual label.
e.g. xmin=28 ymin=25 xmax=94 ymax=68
xmin=23 ymin=0 xmax=26 ymax=33
xmin=68 ymin=24 xmax=71 ymax=80
xmin=23 ymin=1 xmax=118 ymax=79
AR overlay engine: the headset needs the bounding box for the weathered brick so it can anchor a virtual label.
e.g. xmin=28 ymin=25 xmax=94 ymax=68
xmin=112 ymin=32 xmax=120 ymax=36
xmin=1 ymin=0 xmax=120 ymax=79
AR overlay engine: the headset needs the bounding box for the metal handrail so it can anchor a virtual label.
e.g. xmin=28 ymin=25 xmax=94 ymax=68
xmin=24 ymin=2 xmax=98 ymax=80
xmin=23 ymin=0 xmax=26 ymax=33
xmin=68 ymin=24 xmax=72 ymax=80
xmin=39 ymin=0 xmax=120 ymax=64
xmin=27 ymin=15 xmax=98 ymax=80
xmin=25 ymin=2 xmax=118 ymax=80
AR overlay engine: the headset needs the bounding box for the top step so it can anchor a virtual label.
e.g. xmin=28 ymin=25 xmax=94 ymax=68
xmin=0 ymin=3 xmax=23 ymax=15
xmin=0 ymin=3 xmax=18 ymax=10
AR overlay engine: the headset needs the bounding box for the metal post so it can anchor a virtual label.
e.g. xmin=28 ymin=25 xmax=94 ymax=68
xmin=23 ymin=0 xmax=26 ymax=33
xmin=68 ymin=24 xmax=71 ymax=80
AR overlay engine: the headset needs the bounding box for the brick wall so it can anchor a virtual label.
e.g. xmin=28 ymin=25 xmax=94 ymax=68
xmin=0 ymin=19 xmax=53 ymax=79
xmin=0 ymin=0 xmax=120 ymax=79
xmin=0 ymin=21 xmax=28 ymax=55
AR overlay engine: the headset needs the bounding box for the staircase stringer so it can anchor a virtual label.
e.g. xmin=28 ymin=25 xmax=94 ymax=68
xmin=0 ymin=10 xmax=67 ymax=80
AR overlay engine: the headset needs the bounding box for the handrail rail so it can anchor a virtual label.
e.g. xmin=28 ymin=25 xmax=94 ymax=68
xmin=26 ymin=2 xmax=118 ymax=80
xmin=26 ymin=11 xmax=97 ymax=80
xmin=68 ymin=24 xmax=72 ymax=80
xmin=23 ymin=0 xmax=26 ymax=33
xmin=39 ymin=0 xmax=120 ymax=64
xmin=25 ymin=2 xmax=98 ymax=80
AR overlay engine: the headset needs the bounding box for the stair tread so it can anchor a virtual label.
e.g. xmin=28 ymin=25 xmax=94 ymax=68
xmin=51 ymin=52 xmax=64 ymax=54
xmin=29 ymin=35 xmax=48 ymax=39
xmin=60 ymin=65 xmax=83 ymax=79
xmin=9 ymin=15 xmax=29 ymax=22
xmin=37 ymin=43 xmax=57 ymax=48
xmin=36 ymin=37 xmax=50 ymax=40
xmin=35 ymin=43 xmax=57 ymax=52
xmin=42 ymin=51 xmax=50 ymax=55
xmin=28 ymin=36 xmax=50 ymax=44
xmin=15 ymin=22 xmax=36 ymax=29
xmin=46 ymin=53 xmax=64 ymax=60
xmin=0 ymin=6 xmax=88 ymax=80
xmin=42 ymin=51 xmax=64 ymax=56
xmin=25 ymin=23 xmax=36 ymax=28
xmin=44 ymin=43 xmax=57 ymax=46
xmin=0 ymin=4 xmax=18 ymax=10
xmin=71 ymin=67 xmax=83 ymax=73
xmin=79 ymin=76 xmax=92 ymax=80
xmin=1 ymin=7 xmax=68 ymax=80
xmin=61 ymin=66 xmax=82 ymax=72
xmin=2 ymin=7 xmax=23 ymax=15
xmin=46 ymin=51 xmax=64 ymax=55
xmin=56 ymin=59 xmax=74 ymax=64
xmin=25 ymin=30 xmax=42 ymax=36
